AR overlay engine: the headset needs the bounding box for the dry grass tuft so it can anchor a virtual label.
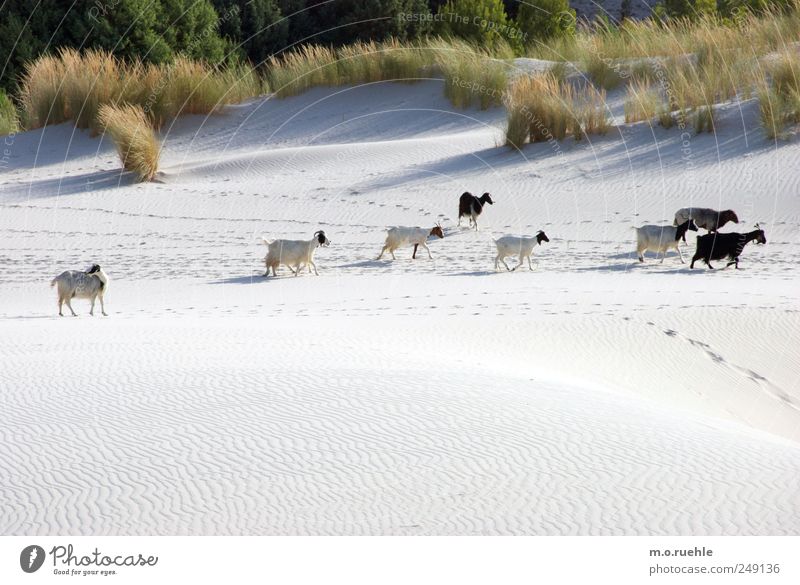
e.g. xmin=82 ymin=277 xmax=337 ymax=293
xmin=624 ymin=78 xmax=660 ymax=123
xmin=437 ymin=39 xmax=509 ymax=110
xmin=19 ymin=50 xmax=262 ymax=131
xmin=584 ymin=53 xmax=623 ymax=90
xmin=19 ymin=53 xmax=68 ymax=128
xmin=268 ymin=44 xmax=339 ymax=98
xmin=756 ymin=52 xmax=800 ymax=139
xmin=268 ymin=38 xmax=443 ymax=99
xmin=98 ymin=104 xmax=160 ymax=182
xmin=504 ymin=73 xmax=610 ymax=148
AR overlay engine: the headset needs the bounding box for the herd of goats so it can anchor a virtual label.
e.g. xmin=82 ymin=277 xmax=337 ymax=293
xmin=49 ymin=192 xmax=767 ymax=317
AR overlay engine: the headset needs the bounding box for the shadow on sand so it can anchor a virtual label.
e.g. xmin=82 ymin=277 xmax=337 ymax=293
xmin=5 ymin=169 xmax=137 ymax=201
xmin=212 ymin=274 xmax=267 ymax=285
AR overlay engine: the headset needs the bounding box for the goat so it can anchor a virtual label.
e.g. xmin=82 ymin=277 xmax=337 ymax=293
xmin=50 ymin=264 xmax=109 ymax=316
xmin=261 ymin=230 xmax=330 ymax=277
xmin=690 ymin=225 xmax=766 ymax=269
xmin=494 ymin=231 xmax=550 ymax=271
xmin=635 ymin=219 xmax=698 ymax=263
xmin=674 ymin=207 xmax=739 ymax=241
xmin=458 ymin=192 xmax=494 ymax=231
xmin=378 ymin=224 xmax=445 ymax=260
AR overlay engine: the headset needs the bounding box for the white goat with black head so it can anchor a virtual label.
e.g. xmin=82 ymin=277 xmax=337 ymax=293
xmin=50 ymin=264 xmax=109 ymax=316
xmin=494 ymin=231 xmax=550 ymax=271
xmin=261 ymin=230 xmax=330 ymax=277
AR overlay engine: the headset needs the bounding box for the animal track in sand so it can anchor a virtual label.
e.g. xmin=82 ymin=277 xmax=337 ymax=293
xmin=655 ymin=325 xmax=800 ymax=412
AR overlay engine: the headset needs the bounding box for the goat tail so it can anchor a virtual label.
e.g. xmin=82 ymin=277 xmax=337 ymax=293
xmin=50 ymin=276 xmax=58 ymax=287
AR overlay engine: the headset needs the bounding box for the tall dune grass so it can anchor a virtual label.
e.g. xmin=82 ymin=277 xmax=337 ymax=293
xmin=504 ymin=73 xmax=610 ymax=148
xmin=268 ymin=45 xmax=339 ymax=98
xmin=624 ymin=78 xmax=660 ymax=123
xmin=98 ymin=104 xmax=160 ymax=181
xmin=268 ymin=38 xmax=443 ymax=99
xmin=584 ymin=53 xmax=624 ymax=90
xmin=19 ymin=49 xmax=262 ymax=132
xmin=19 ymin=53 xmax=68 ymax=128
xmin=530 ymin=6 xmax=800 ymax=64
xmin=437 ymin=39 xmax=510 ymax=110
xmin=756 ymin=51 xmax=800 ymax=138
xmin=268 ymin=37 xmax=512 ymax=109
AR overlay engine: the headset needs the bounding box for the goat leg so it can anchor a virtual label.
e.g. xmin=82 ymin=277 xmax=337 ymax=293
xmin=66 ymin=298 xmax=77 ymax=317
xmin=412 ymin=244 xmax=418 ymax=259
xmin=422 ymin=243 xmax=432 ymax=260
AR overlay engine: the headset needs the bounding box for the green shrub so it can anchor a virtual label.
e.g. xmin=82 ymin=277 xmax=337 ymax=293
xmin=515 ymin=0 xmax=576 ymax=48
xmin=0 ymin=89 xmax=20 ymax=135
xmin=435 ymin=0 xmax=516 ymax=49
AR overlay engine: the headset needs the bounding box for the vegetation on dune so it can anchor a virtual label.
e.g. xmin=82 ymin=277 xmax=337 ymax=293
xmin=18 ymin=49 xmax=261 ymax=132
xmin=0 ymin=90 xmax=20 ymax=136
xmin=624 ymin=79 xmax=660 ymax=123
xmin=756 ymin=51 xmax=800 ymax=138
xmin=5 ymin=0 xmax=800 ymax=146
xmin=437 ymin=39 xmax=511 ymax=109
xmin=267 ymin=39 xmax=444 ymax=99
xmin=98 ymin=104 xmax=161 ymax=182
xmin=504 ymin=73 xmax=610 ymax=148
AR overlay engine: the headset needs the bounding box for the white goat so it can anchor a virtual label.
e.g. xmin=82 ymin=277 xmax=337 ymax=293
xmin=261 ymin=230 xmax=330 ymax=277
xmin=50 ymin=264 xmax=109 ymax=316
xmin=377 ymin=224 xmax=445 ymax=260
xmin=494 ymin=231 xmax=550 ymax=271
xmin=635 ymin=219 xmax=698 ymax=263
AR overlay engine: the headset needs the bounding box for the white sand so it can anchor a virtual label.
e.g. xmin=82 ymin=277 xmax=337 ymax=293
xmin=1 ymin=80 xmax=798 ymax=534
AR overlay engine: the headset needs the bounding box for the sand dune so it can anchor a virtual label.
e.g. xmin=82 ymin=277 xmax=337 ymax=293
xmin=1 ymin=80 xmax=798 ymax=535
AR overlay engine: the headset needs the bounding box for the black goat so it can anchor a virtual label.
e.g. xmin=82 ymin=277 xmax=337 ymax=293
xmin=690 ymin=226 xmax=767 ymax=269
xmin=458 ymin=192 xmax=494 ymax=231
